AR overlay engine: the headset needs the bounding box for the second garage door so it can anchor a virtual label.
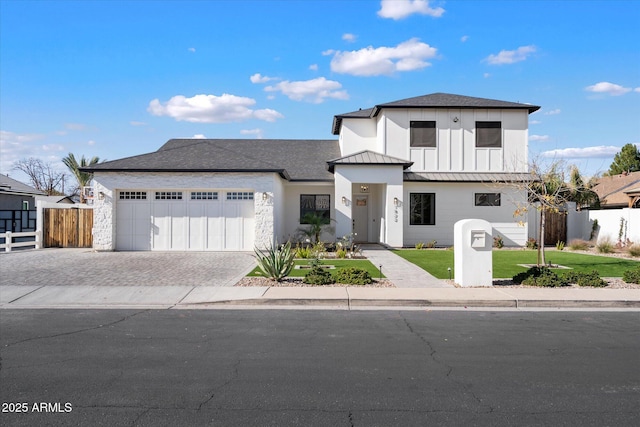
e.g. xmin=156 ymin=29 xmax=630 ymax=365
xmin=116 ymin=190 xmax=255 ymax=251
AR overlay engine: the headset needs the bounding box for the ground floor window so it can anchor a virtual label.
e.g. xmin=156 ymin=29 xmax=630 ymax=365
xmin=475 ymin=193 xmax=501 ymax=206
xmin=410 ymin=193 xmax=435 ymax=225
xmin=300 ymin=194 xmax=331 ymax=224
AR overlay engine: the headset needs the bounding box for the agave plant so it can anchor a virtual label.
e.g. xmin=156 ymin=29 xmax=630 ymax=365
xmin=254 ymin=240 xmax=295 ymax=282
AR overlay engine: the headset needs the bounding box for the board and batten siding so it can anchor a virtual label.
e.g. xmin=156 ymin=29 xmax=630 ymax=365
xmin=403 ymin=182 xmax=527 ymax=247
xmin=340 ymin=108 xmax=529 ymax=173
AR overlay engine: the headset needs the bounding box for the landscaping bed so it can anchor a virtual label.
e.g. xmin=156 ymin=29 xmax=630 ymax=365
xmin=235 ymin=277 xmax=394 ymax=287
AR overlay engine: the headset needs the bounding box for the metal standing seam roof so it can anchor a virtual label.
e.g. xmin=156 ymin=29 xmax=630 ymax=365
xmin=404 ymin=172 xmax=535 ymax=182
xmin=0 ymin=175 xmax=46 ymax=196
xmin=332 ymin=92 xmax=541 ymax=134
xmin=326 ymin=150 xmax=413 ymax=173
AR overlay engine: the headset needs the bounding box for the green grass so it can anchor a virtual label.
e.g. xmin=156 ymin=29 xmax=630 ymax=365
xmin=248 ymin=259 xmax=386 ymax=278
xmin=392 ymin=249 xmax=639 ymax=279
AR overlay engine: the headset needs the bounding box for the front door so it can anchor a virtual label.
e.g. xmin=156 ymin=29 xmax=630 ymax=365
xmin=353 ymin=196 xmax=369 ymax=242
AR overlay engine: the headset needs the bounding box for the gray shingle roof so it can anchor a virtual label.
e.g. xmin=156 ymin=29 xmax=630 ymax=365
xmin=83 ymin=139 xmax=341 ymax=181
xmin=404 ymin=172 xmax=535 ymax=182
xmin=332 ymin=92 xmax=541 ymax=134
xmin=327 ymin=150 xmax=413 ymax=173
xmin=0 ymin=174 xmax=45 ymax=196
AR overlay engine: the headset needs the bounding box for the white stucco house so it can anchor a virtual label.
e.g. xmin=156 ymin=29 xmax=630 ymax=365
xmin=84 ymin=93 xmax=539 ymax=251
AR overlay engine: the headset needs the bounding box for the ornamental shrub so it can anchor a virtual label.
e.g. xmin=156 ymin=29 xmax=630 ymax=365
xmin=627 ymin=244 xmax=640 ymax=257
xmin=303 ymin=259 xmax=334 ymax=285
xmin=513 ymin=266 xmax=568 ymax=287
xmin=568 ymin=239 xmax=590 ymax=251
xmin=622 ymin=266 xmax=640 ymax=284
xmin=334 ymin=267 xmax=373 ymax=285
xmin=564 ymin=270 xmax=606 ymax=287
xmin=526 ymin=238 xmax=538 ymax=250
xmin=596 ymin=238 xmax=615 ymax=254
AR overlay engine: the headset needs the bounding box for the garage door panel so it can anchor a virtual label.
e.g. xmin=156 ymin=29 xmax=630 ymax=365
xmin=205 ymin=203 xmax=223 ymax=251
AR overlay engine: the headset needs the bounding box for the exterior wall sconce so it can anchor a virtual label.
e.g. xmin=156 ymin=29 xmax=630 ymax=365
xmin=393 ymin=197 xmax=399 ymax=207
xmin=452 ymin=116 xmax=459 ymax=123
xmin=360 ymin=185 xmax=369 ymax=193
xmin=342 ymin=196 xmax=347 ymax=205
xmin=262 ymin=192 xmax=268 ymax=201
xmin=98 ymin=192 xmax=105 ymax=200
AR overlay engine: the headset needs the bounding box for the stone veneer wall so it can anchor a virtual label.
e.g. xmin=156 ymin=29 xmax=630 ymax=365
xmin=92 ymin=171 xmax=278 ymax=251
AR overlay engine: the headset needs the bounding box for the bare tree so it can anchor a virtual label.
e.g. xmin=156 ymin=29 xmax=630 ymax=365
xmin=12 ymin=157 xmax=67 ymax=196
xmin=511 ymin=160 xmax=598 ymax=266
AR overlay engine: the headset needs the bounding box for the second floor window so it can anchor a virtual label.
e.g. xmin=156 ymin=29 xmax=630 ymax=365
xmin=410 ymin=121 xmax=436 ymax=147
xmin=476 ymin=121 xmax=502 ymax=148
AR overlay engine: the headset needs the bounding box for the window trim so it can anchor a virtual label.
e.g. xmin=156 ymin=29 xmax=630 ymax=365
xmin=475 ymin=193 xmax=501 ymax=207
xmin=410 ymin=120 xmax=437 ymax=148
xmin=475 ymin=121 xmax=502 ymax=148
xmin=409 ymin=193 xmax=436 ymax=226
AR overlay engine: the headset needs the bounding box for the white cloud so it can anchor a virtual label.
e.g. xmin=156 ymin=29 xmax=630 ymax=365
xmin=309 ymin=64 xmax=318 ymax=71
xmin=65 ymin=123 xmax=87 ymax=131
xmin=148 ymin=93 xmax=284 ymax=123
xmin=378 ymin=0 xmax=445 ymax=20
xmin=529 ymin=135 xmax=550 ymax=142
xmin=530 ymin=120 xmax=542 ymax=125
xmin=342 ymin=33 xmax=357 ymax=42
xmin=0 ymin=130 xmax=60 ymax=176
xmin=329 ymin=38 xmax=438 ymax=76
xmin=541 ymin=145 xmax=620 ymax=159
xmin=544 ymin=109 xmax=561 ymax=115
xmin=585 ymin=81 xmax=632 ymax=96
xmin=461 ymin=35 xmax=469 ymax=42
xmin=192 ymin=134 xmax=206 ymax=139
xmin=635 ymin=87 xmax=640 ymax=93
xmin=188 ymin=47 xmax=196 ymax=53
xmin=87 ymin=140 xmax=96 ymax=146
xmin=129 ymin=121 xmax=147 ymax=126
xmin=250 ymin=73 xmax=277 ymax=84
xmin=240 ymin=128 xmax=264 ymax=139
xmin=264 ymin=77 xmax=349 ymax=104
xmin=483 ymin=73 xmax=491 ymax=78
xmin=484 ymin=45 xmax=536 ymax=65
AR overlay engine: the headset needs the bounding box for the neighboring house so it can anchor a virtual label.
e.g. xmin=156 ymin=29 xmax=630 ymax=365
xmin=0 ymin=175 xmax=44 ymax=234
xmin=35 ymin=195 xmax=76 ymax=205
xmin=592 ymin=171 xmax=640 ymax=209
xmin=84 ymin=93 xmax=539 ymax=251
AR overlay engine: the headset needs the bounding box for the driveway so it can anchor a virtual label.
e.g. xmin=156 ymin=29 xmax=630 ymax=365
xmin=0 ymin=249 xmax=256 ymax=287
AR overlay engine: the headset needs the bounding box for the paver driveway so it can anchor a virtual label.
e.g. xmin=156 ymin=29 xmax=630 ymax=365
xmin=0 ymin=249 xmax=256 ymax=287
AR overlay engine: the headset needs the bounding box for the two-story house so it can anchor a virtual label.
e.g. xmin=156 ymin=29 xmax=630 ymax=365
xmin=85 ymin=93 xmax=539 ymax=251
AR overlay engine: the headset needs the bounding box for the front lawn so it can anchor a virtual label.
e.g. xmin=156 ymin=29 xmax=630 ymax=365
xmin=248 ymin=259 xmax=386 ymax=278
xmin=392 ymin=249 xmax=639 ymax=279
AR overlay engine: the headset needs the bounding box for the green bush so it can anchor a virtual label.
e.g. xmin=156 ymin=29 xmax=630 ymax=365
xmin=415 ymin=242 xmax=424 ymax=250
xmin=295 ymin=244 xmax=312 ymax=259
xmin=568 ymin=239 xmax=590 ymax=251
xmin=596 ymin=238 xmax=615 ymax=254
xmin=564 ymin=270 xmax=606 ymax=287
xmin=556 ymin=241 xmax=565 ymax=251
xmin=334 ymin=267 xmax=373 ymax=285
xmin=303 ymin=259 xmax=334 ymax=285
xmin=622 ymin=266 xmax=640 ymax=284
xmin=513 ymin=266 xmax=568 ymax=287
xmin=336 ymin=248 xmax=347 ymax=259
xmin=255 ymin=241 xmax=295 ymax=282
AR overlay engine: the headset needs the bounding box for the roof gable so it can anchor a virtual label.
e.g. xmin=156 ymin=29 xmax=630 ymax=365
xmin=332 ymin=92 xmax=541 ymax=134
xmin=327 ymin=150 xmax=413 ymax=173
xmin=0 ymin=175 xmax=45 ymax=196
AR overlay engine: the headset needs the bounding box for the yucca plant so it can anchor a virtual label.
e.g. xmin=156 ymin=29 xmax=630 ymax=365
xmin=254 ymin=241 xmax=295 ymax=282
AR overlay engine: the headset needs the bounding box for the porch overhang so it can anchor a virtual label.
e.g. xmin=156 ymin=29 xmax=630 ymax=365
xmin=327 ymin=150 xmax=413 ymax=173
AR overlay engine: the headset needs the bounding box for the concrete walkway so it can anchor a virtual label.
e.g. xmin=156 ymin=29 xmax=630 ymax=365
xmin=360 ymin=244 xmax=450 ymax=288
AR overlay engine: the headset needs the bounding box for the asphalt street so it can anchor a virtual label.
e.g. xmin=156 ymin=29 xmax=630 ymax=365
xmin=1 ymin=310 xmax=639 ymax=426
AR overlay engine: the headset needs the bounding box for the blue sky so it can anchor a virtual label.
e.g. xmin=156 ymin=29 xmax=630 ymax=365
xmin=1 ymin=0 xmax=639 ymax=185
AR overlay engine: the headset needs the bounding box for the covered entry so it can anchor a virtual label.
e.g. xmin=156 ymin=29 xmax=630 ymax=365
xmin=116 ymin=190 xmax=254 ymax=251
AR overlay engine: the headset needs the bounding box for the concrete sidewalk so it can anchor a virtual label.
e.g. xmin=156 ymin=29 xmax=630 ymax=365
xmin=2 ymin=284 xmax=639 ymax=309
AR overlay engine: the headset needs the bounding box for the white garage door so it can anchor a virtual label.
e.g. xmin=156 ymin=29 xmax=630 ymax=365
xmin=116 ymin=190 xmax=255 ymax=251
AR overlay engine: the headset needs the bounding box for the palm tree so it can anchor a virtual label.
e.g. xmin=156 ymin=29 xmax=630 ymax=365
xmin=62 ymin=153 xmax=101 ymax=203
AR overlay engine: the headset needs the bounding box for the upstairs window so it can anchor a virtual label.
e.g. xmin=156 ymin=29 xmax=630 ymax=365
xmin=476 ymin=121 xmax=502 ymax=148
xmin=410 ymin=121 xmax=436 ymax=147
xmin=300 ymin=194 xmax=330 ymax=224
xmin=475 ymin=193 xmax=501 ymax=206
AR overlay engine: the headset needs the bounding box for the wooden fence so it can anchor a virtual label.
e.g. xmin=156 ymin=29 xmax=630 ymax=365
xmin=43 ymin=208 xmax=93 ymax=248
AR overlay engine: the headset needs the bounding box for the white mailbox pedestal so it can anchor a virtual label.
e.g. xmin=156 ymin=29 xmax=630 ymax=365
xmin=454 ymin=219 xmax=493 ymax=287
